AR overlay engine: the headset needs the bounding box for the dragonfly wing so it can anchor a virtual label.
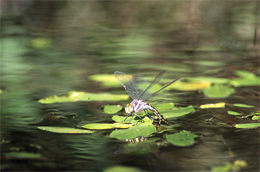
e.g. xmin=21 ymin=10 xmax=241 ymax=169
xmin=114 ymin=71 xmax=143 ymax=99
xmin=138 ymin=70 xmax=165 ymax=100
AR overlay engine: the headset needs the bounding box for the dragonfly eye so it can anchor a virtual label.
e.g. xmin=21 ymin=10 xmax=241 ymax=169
xmin=125 ymin=104 xmax=133 ymax=114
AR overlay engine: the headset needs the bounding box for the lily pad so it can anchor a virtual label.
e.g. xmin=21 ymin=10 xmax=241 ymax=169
xmin=200 ymin=102 xmax=226 ymax=109
xmin=203 ymin=84 xmax=235 ymax=98
xmin=37 ymin=126 xmax=96 ymax=134
xmin=186 ymin=77 xmax=229 ymax=84
xmin=234 ymin=123 xmax=260 ymax=129
xmin=38 ymin=91 xmax=129 ymax=104
xmin=166 ymin=130 xmax=199 ymax=147
xmin=230 ymin=70 xmax=260 ymax=87
xmin=112 ymin=115 xmax=153 ymax=124
xmin=89 ymin=74 xmax=121 ymax=87
xmin=227 ymin=111 xmax=241 ymax=116
xmin=168 ymin=80 xmax=211 ymax=91
xmin=153 ymin=102 xmax=174 ymax=111
xmin=81 ymin=123 xmax=133 ymax=130
xmin=233 ymin=103 xmax=255 ymax=108
xmin=162 ymin=105 xmax=195 ymax=119
xmin=110 ymin=124 xmax=157 ymax=140
xmin=104 ymin=166 xmax=144 ymax=172
xmin=103 ymin=105 xmax=123 ymax=114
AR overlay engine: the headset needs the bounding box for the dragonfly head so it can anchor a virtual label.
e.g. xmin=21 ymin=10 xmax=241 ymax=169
xmin=125 ymin=103 xmax=134 ymax=114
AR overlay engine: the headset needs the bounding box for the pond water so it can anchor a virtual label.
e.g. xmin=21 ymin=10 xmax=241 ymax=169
xmin=1 ymin=1 xmax=259 ymax=171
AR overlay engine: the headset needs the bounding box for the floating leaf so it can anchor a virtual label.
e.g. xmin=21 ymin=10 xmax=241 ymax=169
xmin=234 ymin=123 xmax=260 ymax=129
xmin=103 ymin=105 xmax=123 ymax=114
xmin=166 ymin=130 xmax=199 ymax=147
xmin=37 ymin=126 xmax=96 ymax=134
xmin=89 ymin=74 xmax=120 ymax=87
xmin=230 ymin=70 xmax=260 ymax=87
xmin=81 ymin=123 xmax=133 ymax=130
xmin=112 ymin=115 xmax=153 ymax=124
xmin=38 ymin=91 xmax=129 ymax=104
xmin=3 ymin=152 xmax=42 ymax=159
xmin=110 ymin=124 xmax=157 ymax=140
xmin=252 ymin=115 xmax=260 ymax=121
xmin=104 ymin=166 xmax=144 ymax=172
xmin=162 ymin=105 xmax=195 ymax=119
xmin=203 ymin=84 xmax=235 ymax=98
xmin=168 ymin=81 xmax=211 ymax=91
xmin=211 ymin=160 xmax=247 ymax=172
xmin=200 ymin=102 xmax=226 ymax=109
xmin=153 ymin=102 xmax=174 ymax=111
xmin=228 ymin=111 xmax=241 ymax=116
xmin=233 ymin=103 xmax=255 ymax=108
xmin=186 ymin=77 xmax=229 ymax=84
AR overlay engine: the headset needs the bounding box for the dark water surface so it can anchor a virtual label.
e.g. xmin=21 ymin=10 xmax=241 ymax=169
xmin=1 ymin=1 xmax=259 ymax=171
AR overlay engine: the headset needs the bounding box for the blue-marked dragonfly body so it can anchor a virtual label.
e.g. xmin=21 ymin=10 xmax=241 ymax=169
xmin=114 ymin=70 xmax=179 ymax=124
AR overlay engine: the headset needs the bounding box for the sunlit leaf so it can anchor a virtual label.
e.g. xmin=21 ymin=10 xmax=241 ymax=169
xmin=89 ymin=74 xmax=121 ymax=87
xmin=104 ymin=166 xmax=144 ymax=172
xmin=3 ymin=152 xmax=42 ymax=159
xmin=38 ymin=91 xmax=129 ymax=104
xmin=162 ymin=105 xmax=195 ymax=119
xmin=252 ymin=115 xmax=260 ymax=121
xmin=233 ymin=103 xmax=255 ymax=108
xmin=227 ymin=111 xmax=241 ymax=115
xmin=81 ymin=123 xmax=133 ymax=129
xmin=203 ymin=84 xmax=235 ymax=98
xmin=186 ymin=77 xmax=229 ymax=84
xmin=103 ymin=105 xmax=123 ymax=114
xmin=110 ymin=124 xmax=157 ymax=140
xmin=234 ymin=123 xmax=260 ymax=129
xmin=234 ymin=70 xmax=256 ymax=78
xmin=112 ymin=115 xmax=153 ymax=124
xmin=37 ymin=126 xmax=96 ymax=134
xmin=200 ymin=102 xmax=226 ymax=109
xmin=166 ymin=130 xmax=199 ymax=147
xmin=29 ymin=37 xmax=51 ymax=49
xmin=168 ymin=80 xmax=211 ymax=91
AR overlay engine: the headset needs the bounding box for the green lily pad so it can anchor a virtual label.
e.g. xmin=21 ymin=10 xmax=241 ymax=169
xmin=3 ymin=152 xmax=42 ymax=159
xmin=112 ymin=115 xmax=153 ymax=124
xmin=203 ymin=84 xmax=235 ymax=98
xmin=230 ymin=70 xmax=260 ymax=87
xmin=38 ymin=91 xmax=129 ymax=104
xmin=37 ymin=126 xmax=96 ymax=134
xmin=162 ymin=105 xmax=195 ymax=119
xmin=110 ymin=124 xmax=157 ymax=140
xmin=228 ymin=111 xmax=241 ymax=116
xmin=166 ymin=130 xmax=199 ymax=147
xmin=234 ymin=123 xmax=260 ymax=129
xmin=233 ymin=103 xmax=255 ymax=108
xmin=104 ymin=166 xmax=144 ymax=172
xmin=81 ymin=123 xmax=133 ymax=130
xmin=200 ymin=102 xmax=226 ymax=109
xmin=153 ymin=102 xmax=174 ymax=111
xmin=103 ymin=105 xmax=123 ymax=114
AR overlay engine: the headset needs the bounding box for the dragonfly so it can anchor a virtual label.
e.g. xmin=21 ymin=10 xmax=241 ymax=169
xmin=114 ymin=70 xmax=179 ymax=125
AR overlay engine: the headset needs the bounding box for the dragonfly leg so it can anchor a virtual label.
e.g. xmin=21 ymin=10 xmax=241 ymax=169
xmin=144 ymin=110 xmax=154 ymax=121
xmin=134 ymin=112 xmax=141 ymax=125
